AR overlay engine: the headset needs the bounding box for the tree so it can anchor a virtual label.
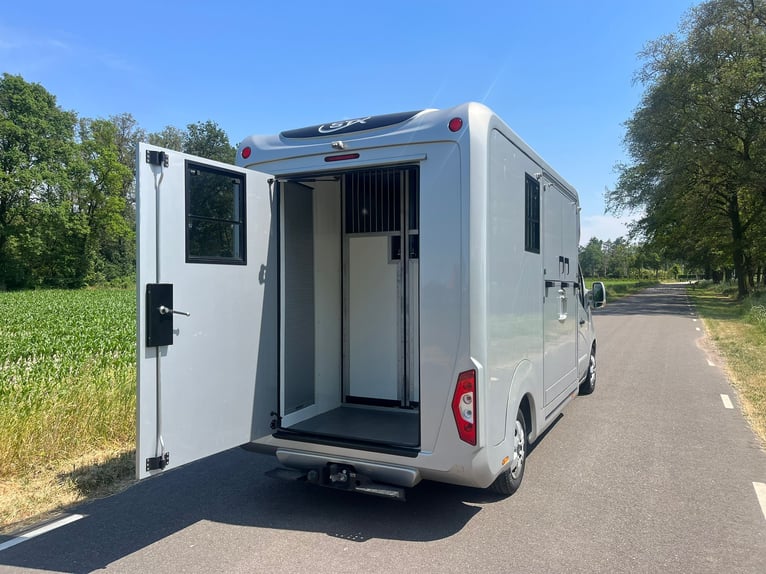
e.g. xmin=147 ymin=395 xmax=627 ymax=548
xmin=579 ymin=237 xmax=604 ymax=277
xmin=0 ymin=73 xmax=239 ymax=289
xmin=0 ymin=74 xmax=78 ymax=288
xmin=184 ymin=120 xmax=235 ymax=163
xmin=149 ymin=120 xmax=236 ymax=164
xmin=73 ymin=118 xmax=135 ymax=283
xmin=148 ymin=125 xmax=184 ymax=152
xmin=608 ymin=0 xmax=766 ymax=297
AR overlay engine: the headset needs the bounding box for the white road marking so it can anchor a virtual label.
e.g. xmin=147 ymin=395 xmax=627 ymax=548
xmin=0 ymin=514 xmax=84 ymax=552
xmin=754 ymin=483 xmax=766 ymax=521
xmin=720 ymin=394 xmax=733 ymax=409
xmin=696 ymin=327 xmax=701 ymax=331
xmin=693 ymin=318 xmax=697 ymax=322
xmin=707 ymin=359 xmax=715 ymax=367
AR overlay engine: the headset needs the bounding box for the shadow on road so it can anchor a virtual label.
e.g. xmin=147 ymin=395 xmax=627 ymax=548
xmin=0 ymin=446 xmax=498 ymax=571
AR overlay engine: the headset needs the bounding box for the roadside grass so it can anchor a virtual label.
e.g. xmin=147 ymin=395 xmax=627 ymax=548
xmin=689 ymin=285 xmax=766 ymax=446
xmin=0 ymin=289 xmax=136 ymax=534
xmin=585 ymin=278 xmax=659 ymax=300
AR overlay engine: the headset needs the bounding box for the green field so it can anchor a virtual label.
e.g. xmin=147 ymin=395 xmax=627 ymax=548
xmin=585 ymin=278 xmax=659 ymax=300
xmin=0 ymin=289 xmax=136 ymax=530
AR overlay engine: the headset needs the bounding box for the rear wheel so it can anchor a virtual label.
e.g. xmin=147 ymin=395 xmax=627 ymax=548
xmin=579 ymin=346 xmax=596 ymax=395
xmin=489 ymin=408 xmax=528 ymax=495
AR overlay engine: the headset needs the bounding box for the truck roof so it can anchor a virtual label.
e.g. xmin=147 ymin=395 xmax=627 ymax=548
xmin=236 ymin=102 xmax=578 ymax=201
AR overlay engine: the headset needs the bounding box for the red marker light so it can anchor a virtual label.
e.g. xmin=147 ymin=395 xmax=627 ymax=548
xmin=241 ymin=146 xmax=252 ymax=159
xmin=449 ymin=117 xmax=464 ymax=132
xmin=325 ymin=153 xmax=360 ymax=162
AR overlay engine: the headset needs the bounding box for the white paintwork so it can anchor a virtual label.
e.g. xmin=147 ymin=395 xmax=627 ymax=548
xmin=407 ymin=256 xmax=420 ymax=403
xmin=347 ymin=235 xmax=399 ymax=400
xmin=136 ymin=144 xmax=274 ymax=479
xmin=278 ymin=182 xmax=343 ymax=428
xmin=542 ymin=183 xmax=578 ymax=407
xmin=136 ymin=102 xmax=598 ymax=491
xmin=312 ymin=184 xmax=343 ymax=409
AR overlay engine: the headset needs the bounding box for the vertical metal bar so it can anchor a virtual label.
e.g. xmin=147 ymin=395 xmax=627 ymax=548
xmin=400 ymin=169 xmax=407 ymax=406
xmin=368 ymin=171 xmax=373 ymax=233
xmin=377 ymin=169 xmax=382 ymax=232
xmin=341 ymin=173 xmax=350 ymax=403
xmin=153 ymin=158 xmax=166 ymax=464
xmin=355 ymin=172 xmax=360 ymax=233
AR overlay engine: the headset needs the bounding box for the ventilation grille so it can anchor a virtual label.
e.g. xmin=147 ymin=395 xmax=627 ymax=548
xmin=345 ymin=169 xmax=402 ymax=234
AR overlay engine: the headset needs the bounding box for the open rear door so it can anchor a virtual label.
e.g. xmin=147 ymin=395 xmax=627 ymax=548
xmin=136 ymin=143 xmax=277 ymax=479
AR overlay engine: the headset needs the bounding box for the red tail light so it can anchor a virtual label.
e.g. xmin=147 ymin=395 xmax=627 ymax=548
xmin=452 ymin=370 xmax=476 ymax=445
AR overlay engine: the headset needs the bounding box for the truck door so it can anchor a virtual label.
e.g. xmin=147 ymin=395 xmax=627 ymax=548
xmin=136 ymin=143 xmax=277 ymax=479
xmin=542 ymin=183 xmax=578 ymax=407
xmin=576 ymin=266 xmax=592 ymax=381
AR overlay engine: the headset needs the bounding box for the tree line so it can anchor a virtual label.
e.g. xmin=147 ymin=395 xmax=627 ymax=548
xmin=3 ymin=0 xmax=765 ymax=294
xmin=579 ymin=237 xmax=683 ymax=280
xmin=0 ymin=73 xmax=235 ymax=290
xmin=608 ymin=0 xmax=766 ymax=298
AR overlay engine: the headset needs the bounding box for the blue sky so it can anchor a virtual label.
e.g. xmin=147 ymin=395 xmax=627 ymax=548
xmin=1 ymin=0 xmax=700 ymax=243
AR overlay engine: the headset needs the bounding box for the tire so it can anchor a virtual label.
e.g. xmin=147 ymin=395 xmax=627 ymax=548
xmin=579 ymin=346 xmax=597 ymax=396
xmin=489 ymin=408 xmax=528 ymax=496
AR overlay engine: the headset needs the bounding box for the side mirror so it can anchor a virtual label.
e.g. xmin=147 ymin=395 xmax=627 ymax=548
xmin=590 ymin=281 xmax=606 ymax=308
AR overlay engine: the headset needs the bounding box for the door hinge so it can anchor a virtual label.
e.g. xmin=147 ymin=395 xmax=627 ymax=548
xmin=146 ymin=452 xmax=170 ymax=471
xmin=270 ymin=411 xmax=280 ymax=430
xmin=145 ymin=149 xmax=169 ymax=167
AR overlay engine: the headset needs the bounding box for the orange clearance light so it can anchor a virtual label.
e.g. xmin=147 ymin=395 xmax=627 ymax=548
xmin=241 ymin=146 xmax=252 ymax=159
xmin=448 ymin=117 xmax=464 ymax=132
xmin=502 ymin=456 xmax=510 ymax=466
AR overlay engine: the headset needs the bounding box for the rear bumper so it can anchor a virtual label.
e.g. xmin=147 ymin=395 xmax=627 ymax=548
xmin=243 ymin=436 xmax=500 ymax=490
xmin=275 ymin=448 xmax=421 ymax=488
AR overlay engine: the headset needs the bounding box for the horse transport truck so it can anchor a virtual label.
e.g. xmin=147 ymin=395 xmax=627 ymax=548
xmin=135 ymin=102 xmax=606 ymax=500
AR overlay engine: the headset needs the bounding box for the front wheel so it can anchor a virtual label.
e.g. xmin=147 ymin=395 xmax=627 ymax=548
xmin=489 ymin=408 xmax=528 ymax=496
xmin=579 ymin=346 xmax=596 ymax=395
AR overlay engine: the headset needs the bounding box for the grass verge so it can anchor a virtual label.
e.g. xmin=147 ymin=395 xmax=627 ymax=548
xmin=0 ymin=289 xmax=136 ymax=534
xmin=688 ymin=285 xmax=766 ymax=446
xmin=586 ymin=278 xmax=659 ymax=300
xmin=0 ymin=449 xmax=135 ymax=534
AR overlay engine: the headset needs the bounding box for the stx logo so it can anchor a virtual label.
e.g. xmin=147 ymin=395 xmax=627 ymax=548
xmin=318 ymin=117 xmax=371 ymax=134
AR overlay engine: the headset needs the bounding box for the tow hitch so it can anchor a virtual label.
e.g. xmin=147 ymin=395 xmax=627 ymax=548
xmin=266 ymin=463 xmax=406 ymax=501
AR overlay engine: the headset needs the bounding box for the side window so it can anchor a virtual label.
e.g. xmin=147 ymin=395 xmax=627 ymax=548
xmin=524 ymin=173 xmax=540 ymax=254
xmin=185 ymin=161 xmax=246 ymax=264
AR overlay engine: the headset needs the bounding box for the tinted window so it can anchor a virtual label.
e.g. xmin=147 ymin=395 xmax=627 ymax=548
xmin=525 ymin=173 xmax=540 ymax=254
xmin=186 ymin=162 xmax=246 ymax=264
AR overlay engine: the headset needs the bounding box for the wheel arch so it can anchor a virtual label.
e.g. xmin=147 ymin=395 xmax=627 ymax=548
xmin=504 ymin=359 xmax=539 ymax=444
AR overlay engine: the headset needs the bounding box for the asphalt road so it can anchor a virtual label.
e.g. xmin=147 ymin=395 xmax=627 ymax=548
xmin=1 ymin=283 xmax=765 ymax=573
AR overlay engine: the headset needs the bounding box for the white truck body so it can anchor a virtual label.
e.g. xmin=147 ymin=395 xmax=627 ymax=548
xmin=136 ymin=102 xmax=602 ymax=496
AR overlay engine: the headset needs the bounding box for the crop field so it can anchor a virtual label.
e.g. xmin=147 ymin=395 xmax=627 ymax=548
xmin=0 ymin=289 xmax=136 ymax=531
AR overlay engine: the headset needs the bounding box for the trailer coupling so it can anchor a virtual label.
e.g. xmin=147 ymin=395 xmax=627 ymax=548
xmin=265 ymin=463 xmax=406 ymax=501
